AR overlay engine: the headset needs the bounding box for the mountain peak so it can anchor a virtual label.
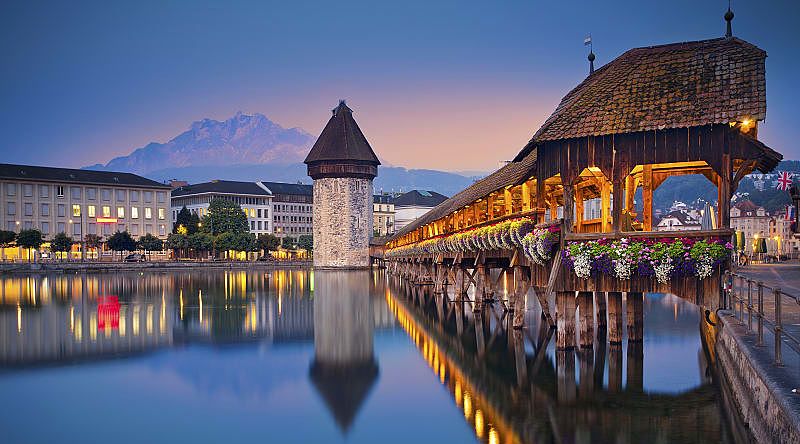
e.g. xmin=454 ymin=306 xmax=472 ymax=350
xmin=91 ymin=112 xmax=315 ymax=175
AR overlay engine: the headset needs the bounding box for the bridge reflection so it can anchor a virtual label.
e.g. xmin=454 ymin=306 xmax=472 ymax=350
xmin=386 ymin=277 xmax=727 ymax=443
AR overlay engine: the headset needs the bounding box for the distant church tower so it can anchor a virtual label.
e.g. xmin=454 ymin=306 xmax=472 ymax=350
xmin=305 ymin=101 xmax=380 ymax=269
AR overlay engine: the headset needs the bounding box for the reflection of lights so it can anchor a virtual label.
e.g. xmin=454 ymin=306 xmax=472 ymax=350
xmin=463 ymin=392 xmax=472 ymax=419
xmin=488 ymin=427 xmax=499 ymax=444
xmin=17 ymin=304 xmax=21 ymax=333
xmin=119 ymin=306 xmax=126 ymax=336
xmin=199 ymin=290 xmax=203 ymax=324
xmin=146 ymin=305 xmax=154 ymax=334
xmin=475 ymin=409 xmax=484 ymax=438
xmin=179 ymin=290 xmax=184 ymax=320
xmin=70 ymin=306 xmax=75 ymax=332
xmin=133 ymin=306 xmax=140 ymax=336
xmin=89 ymin=312 xmax=97 ymax=341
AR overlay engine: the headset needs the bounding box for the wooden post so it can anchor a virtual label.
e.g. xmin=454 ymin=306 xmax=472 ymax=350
xmin=562 ymin=181 xmax=575 ymax=232
xmin=556 ymin=350 xmax=576 ymax=403
xmin=626 ymin=292 xmax=644 ymax=342
xmin=608 ymin=343 xmax=623 ymax=393
xmin=595 ymin=292 xmax=607 ymax=333
xmin=611 ymin=178 xmax=623 ymax=232
xmin=504 ymin=188 xmax=513 ymax=216
xmin=578 ymin=348 xmax=595 ymax=398
xmin=601 ymin=180 xmax=612 ymax=232
xmin=625 ymin=174 xmax=636 ymax=215
xmin=522 ymin=180 xmax=533 ymax=212
xmin=607 ymin=292 xmax=623 ymax=344
xmin=575 ymin=187 xmax=584 ymax=233
xmin=642 ymin=165 xmax=653 ymax=231
xmin=473 ymin=263 xmax=485 ymax=312
xmin=513 ymin=329 xmax=528 ymax=386
xmin=578 ymin=291 xmax=594 ymax=348
xmin=475 ymin=312 xmax=486 ymax=356
xmin=556 ymin=291 xmax=576 ymax=350
xmin=718 ymin=153 xmax=732 ymax=229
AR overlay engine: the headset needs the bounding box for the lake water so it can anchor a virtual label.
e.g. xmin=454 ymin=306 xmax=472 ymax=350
xmin=0 ymin=269 xmax=735 ymax=443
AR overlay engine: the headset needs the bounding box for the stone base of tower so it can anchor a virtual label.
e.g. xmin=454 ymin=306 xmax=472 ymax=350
xmin=312 ymin=177 xmax=373 ymax=269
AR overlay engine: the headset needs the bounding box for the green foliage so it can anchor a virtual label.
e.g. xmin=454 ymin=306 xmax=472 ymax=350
xmin=16 ymin=229 xmax=44 ymax=250
xmin=138 ymin=234 xmax=163 ymax=253
xmin=297 ymin=235 xmax=313 ymax=251
xmin=281 ymin=236 xmax=296 ymax=250
xmin=107 ymin=231 xmax=137 ymax=252
xmin=204 ymin=198 xmax=249 ymax=235
xmin=50 ymin=232 xmax=73 ymax=253
xmin=174 ymin=206 xmax=200 ymax=234
xmin=188 ymin=232 xmax=214 ymax=253
xmin=216 ymin=231 xmax=257 ymax=252
xmin=83 ymin=234 xmax=103 ymax=249
xmin=257 ymin=233 xmax=281 ymax=253
xmin=166 ymin=233 xmax=189 ymax=251
xmin=0 ymin=230 xmax=16 ymax=248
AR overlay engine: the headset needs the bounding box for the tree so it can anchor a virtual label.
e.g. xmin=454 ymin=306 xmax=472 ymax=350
xmin=84 ymin=234 xmax=103 ymax=259
xmin=297 ymin=235 xmax=313 ymax=251
xmin=204 ymin=198 xmax=249 ymax=235
xmin=138 ymin=234 xmax=163 ymax=260
xmin=107 ymin=231 xmax=136 ymax=261
xmin=215 ymin=232 xmax=257 ymax=259
xmin=16 ymin=229 xmax=43 ymax=262
xmin=0 ymin=230 xmax=16 ymax=262
xmin=215 ymin=232 xmax=237 ymax=257
xmin=188 ymin=232 xmax=214 ymax=259
xmin=166 ymin=233 xmax=189 ymax=258
xmin=257 ymin=233 xmax=281 ymax=256
xmin=174 ymin=206 xmax=200 ymax=234
xmin=281 ymin=236 xmax=296 ymax=250
xmin=50 ymin=232 xmax=74 ymax=260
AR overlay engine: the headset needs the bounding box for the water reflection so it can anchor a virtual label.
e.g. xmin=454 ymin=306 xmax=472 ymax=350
xmin=0 ymin=270 xmax=733 ymax=443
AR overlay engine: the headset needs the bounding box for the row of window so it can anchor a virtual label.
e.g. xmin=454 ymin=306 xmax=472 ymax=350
xmin=4 ymin=183 xmax=166 ymax=203
xmin=274 ymin=215 xmax=312 ymax=224
xmin=5 ymin=203 xmax=165 ymax=220
xmin=274 ymin=204 xmax=311 ymax=213
xmin=5 ymin=220 xmax=166 ymax=237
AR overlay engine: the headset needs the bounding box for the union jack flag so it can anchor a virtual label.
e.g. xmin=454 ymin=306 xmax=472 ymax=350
xmin=776 ymin=171 xmax=793 ymax=191
xmin=786 ymin=205 xmax=796 ymax=221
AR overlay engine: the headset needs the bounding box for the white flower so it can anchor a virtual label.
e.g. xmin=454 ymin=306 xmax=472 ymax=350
xmin=573 ymin=253 xmax=592 ymax=279
xmin=654 ymin=257 xmax=673 ymax=284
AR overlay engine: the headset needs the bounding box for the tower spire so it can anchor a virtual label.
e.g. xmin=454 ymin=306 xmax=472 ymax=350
xmin=725 ymin=1 xmax=734 ymax=38
xmin=584 ymin=34 xmax=595 ymax=75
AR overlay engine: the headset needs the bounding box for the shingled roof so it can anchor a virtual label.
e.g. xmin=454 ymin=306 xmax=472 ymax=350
xmin=392 ymin=151 xmax=537 ymax=239
xmin=305 ymin=101 xmax=380 ymax=165
xmin=0 ymin=163 xmax=169 ymax=189
xmin=529 ymin=37 xmax=766 ymax=143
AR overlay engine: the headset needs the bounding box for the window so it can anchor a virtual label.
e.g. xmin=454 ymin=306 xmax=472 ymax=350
xmin=102 ymin=224 xmax=111 ymax=236
xmin=57 ymin=222 xmax=65 ymax=233
xmin=56 ymin=186 xmax=64 ymax=198
xmin=250 ymin=208 xmax=255 ymax=218
xmin=41 ymin=222 xmax=49 ymax=234
xmin=257 ymin=221 xmax=262 ymax=230
xmin=6 ymin=221 xmax=14 ymax=231
xmin=88 ymin=205 xmax=95 ymax=218
xmin=101 ymin=189 xmax=111 ymax=201
xmin=88 ymin=223 xmax=96 ymax=234
xmin=158 ymin=208 xmax=165 ymax=220
xmin=102 ymin=206 xmax=111 ymax=218
xmin=145 ymin=208 xmax=152 ymax=219
xmin=130 ymin=191 xmax=139 ymax=202
xmin=159 ymin=224 xmax=166 ymax=236
xmin=6 ymin=184 xmax=16 ymax=196
xmin=131 ymin=224 xmax=140 ymax=236
xmin=73 ymin=223 xmax=81 ymax=236
xmin=117 ymin=207 xmax=125 ymax=218
xmin=23 ymin=221 xmax=33 ymax=230
xmin=24 ymin=203 xmax=33 ymax=216
xmin=145 ymin=224 xmax=153 ymax=234
xmin=39 ymin=185 xmax=49 ymax=198
xmin=118 ymin=223 xmax=125 ymax=232
xmin=41 ymin=203 xmax=49 ymax=216
xmin=250 ymin=221 xmax=255 ymax=230
xmin=57 ymin=204 xmax=66 ymax=217
xmin=86 ymin=188 xmax=96 ymax=200
xmin=7 ymin=202 xmax=16 ymax=216
xmin=131 ymin=207 xmax=139 ymax=219
xmin=23 ymin=184 xmax=33 ymax=197
xmin=71 ymin=187 xmax=81 ymax=199
xmin=72 ymin=204 xmax=81 ymax=217
xmin=157 ymin=192 xmax=166 ymax=203
xmin=116 ymin=190 xmax=126 ymax=202
xmin=144 ymin=191 xmax=153 ymax=203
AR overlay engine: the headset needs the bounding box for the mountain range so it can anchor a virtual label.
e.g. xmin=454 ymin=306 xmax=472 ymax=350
xmin=85 ymin=112 xmax=481 ymax=196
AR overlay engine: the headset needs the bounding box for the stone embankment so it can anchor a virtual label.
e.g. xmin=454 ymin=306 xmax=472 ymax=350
xmin=715 ymin=310 xmax=800 ymax=443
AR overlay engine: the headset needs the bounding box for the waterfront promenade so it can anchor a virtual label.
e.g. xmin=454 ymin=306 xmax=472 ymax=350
xmin=0 ymin=259 xmax=312 ymax=274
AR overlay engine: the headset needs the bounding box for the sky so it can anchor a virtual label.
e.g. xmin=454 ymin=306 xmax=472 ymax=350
xmin=1 ymin=0 xmax=798 ymax=172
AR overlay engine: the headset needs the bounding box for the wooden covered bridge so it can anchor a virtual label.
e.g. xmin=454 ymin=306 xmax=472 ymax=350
xmin=384 ymin=33 xmax=782 ymax=350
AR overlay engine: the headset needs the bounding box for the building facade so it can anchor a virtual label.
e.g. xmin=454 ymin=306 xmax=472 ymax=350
xmin=392 ymin=190 xmax=449 ymax=231
xmin=0 ymin=163 xmax=171 ymax=259
xmin=305 ymin=101 xmax=380 ymax=268
xmin=261 ymin=182 xmax=313 ymax=239
xmin=729 ymin=200 xmax=799 ymax=255
xmin=171 ymin=180 xmax=274 ymax=235
xmin=656 ymin=210 xmax=702 ymax=231
xmin=372 ymin=194 xmax=395 ymax=236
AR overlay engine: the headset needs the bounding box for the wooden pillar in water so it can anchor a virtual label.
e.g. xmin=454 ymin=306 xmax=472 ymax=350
xmin=578 ymin=348 xmax=595 ymax=398
xmin=626 ymin=292 xmax=644 ymax=342
xmin=607 ymin=292 xmax=623 ymax=344
xmin=595 ymin=291 xmax=607 ymax=334
xmin=473 ymin=263 xmax=486 ymax=312
xmin=626 ymin=341 xmax=644 ymax=392
xmin=608 ymin=343 xmax=623 ymax=393
xmin=475 ymin=312 xmax=486 ymax=356
xmin=556 ymin=291 xmax=576 ymax=350
xmin=512 ymin=265 xmax=529 ymax=329
xmin=513 ymin=329 xmax=528 ymax=386
xmin=556 ymin=350 xmax=577 ymax=403
xmin=577 ymin=291 xmax=594 ymax=348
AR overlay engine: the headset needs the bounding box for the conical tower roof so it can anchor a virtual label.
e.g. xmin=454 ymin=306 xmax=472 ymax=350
xmin=309 ymin=359 xmax=379 ymax=433
xmin=305 ymin=101 xmax=380 ymax=180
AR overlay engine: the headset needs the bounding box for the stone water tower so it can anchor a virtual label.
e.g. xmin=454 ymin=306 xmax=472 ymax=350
xmin=305 ymin=101 xmax=380 ymax=269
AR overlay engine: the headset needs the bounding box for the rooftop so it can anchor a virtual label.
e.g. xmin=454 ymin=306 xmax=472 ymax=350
xmin=304 ymin=101 xmax=380 ymax=165
xmin=171 ymin=180 xmax=272 ymax=197
xmin=259 ymin=181 xmax=313 ymax=196
xmin=527 ymin=37 xmax=766 ymax=144
xmin=392 ymin=190 xmax=449 ymax=208
xmin=0 ymin=163 xmax=169 ymax=189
